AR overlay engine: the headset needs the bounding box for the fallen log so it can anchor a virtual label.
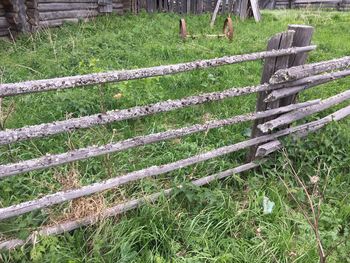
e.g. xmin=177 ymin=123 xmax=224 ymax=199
xmin=1 ymin=104 xmax=349 ymax=221
xmin=0 ymin=45 xmax=316 ymax=97
xmin=0 ymin=161 xmax=260 ymax=250
xmin=0 ymin=100 xmax=319 ymax=178
xmin=258 ymin=89 xmax=350 ymax=133
xmin=269 ymin=56 xmax=350 ymax=84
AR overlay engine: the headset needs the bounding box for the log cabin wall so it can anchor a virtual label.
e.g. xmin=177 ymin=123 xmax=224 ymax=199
xmin=1 ymin=0 xmax=350 ymax=39
xmin=0 ymin=0 xmax=124 ymax=38
xmin=0 ymin=3 xmax=10 ymax=37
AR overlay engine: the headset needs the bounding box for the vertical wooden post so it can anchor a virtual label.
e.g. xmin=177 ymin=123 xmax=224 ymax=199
xmin=169 ymin=0 xmax=174 ymax=12
xmin=247 ymin=25 xmax=314 ymax=161
xmin=221 ymin=0 xmax=226 ymax=14
xmin=228 ymin=0 xmax=234 ymax=14
xmin=247 ymin=30 xmax=295 ymax=161
xmin=279 ymin=25 xmax=314 ymax=107
xmin=210 ymin=0 xmax=222 ymax=28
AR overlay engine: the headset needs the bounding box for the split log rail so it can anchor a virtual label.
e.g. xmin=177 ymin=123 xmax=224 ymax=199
xmin=1 ymin=24 xmax=350 ymax=250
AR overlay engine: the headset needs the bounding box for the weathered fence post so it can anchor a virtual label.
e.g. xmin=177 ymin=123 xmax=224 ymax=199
xmin=280 ymin=25 xmax=314 ymax=107
xmin=247 ymin=30 xmax=295 ymax=161
xmin=248 ymin=25 xmax=314 ymax=161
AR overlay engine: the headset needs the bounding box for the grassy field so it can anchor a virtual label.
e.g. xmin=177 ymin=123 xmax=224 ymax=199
xmin=0 ymin=9 xmax=350 ymax=262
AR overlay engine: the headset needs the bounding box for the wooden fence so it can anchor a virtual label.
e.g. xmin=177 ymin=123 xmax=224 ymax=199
xmin=1 ymin=25 xmax=350 ymax=250
xmin=129 ymin=0 xmax=239 ymax=14
xmin=261 ymin=0 xmax=350 ymax=10
xmin=0 ymin=0 xmax=257 ymax=38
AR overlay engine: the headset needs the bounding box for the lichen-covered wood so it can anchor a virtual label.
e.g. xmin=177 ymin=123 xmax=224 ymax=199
xmin=255 ymin=140 xmax=281 ymax=157
xmin=258 ymin=89 xmax=350 ymax=132
xmin=1 ymin=104 xmax=349 ymax=221
xmin=265 ymin=69 xmax=350 ymax=102
xmin=270 ymin=56 xmax=350 ymax=84
xmin=248 ymin=30 xmax=295 ymax=160
xmin=0 ymin=161 xmax=260 ymax=250
xmin=0 ymin=100 xmax=319 ymax=178
xmin=0 ymin=45 xmax=316 ymax=97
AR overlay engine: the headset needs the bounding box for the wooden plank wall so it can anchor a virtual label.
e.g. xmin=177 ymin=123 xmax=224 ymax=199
xmin=273 ymin=0 xmax=350 ymax=10
xmin=131 ymin=0 xmax=237 ymax=14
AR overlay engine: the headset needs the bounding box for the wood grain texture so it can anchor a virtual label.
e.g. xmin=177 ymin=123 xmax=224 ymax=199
xmin=248 ymin=30 xmax=295 ymax=160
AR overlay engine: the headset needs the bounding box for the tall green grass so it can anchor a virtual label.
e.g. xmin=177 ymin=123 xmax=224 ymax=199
xmin=0 ymin=10 xmax=349 ymax=262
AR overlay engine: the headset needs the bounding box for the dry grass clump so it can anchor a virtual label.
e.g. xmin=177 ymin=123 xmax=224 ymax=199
xmin=50 ymin=167 xmax=106 ymax=222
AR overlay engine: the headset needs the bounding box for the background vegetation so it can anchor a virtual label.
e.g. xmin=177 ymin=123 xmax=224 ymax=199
xmin=0 ymin=9 xmax=349 ymax=262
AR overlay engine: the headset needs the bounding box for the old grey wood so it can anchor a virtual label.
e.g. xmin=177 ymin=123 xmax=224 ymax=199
xmin=248 ymin=30 xmax=295 ymax=161
xmin=271 ymin=56 xmax=350 ymax=85
xmin=279 ymin=25 xmax=314 ymax=107
xmin=0 ymin=161 xmax=261 ymax=250
xmin=2 ymin=105 xmax=349 ymax=221
xmin=0 ymin=100 xmax=319 ymax=178
xmin=258 ymin=89 xmax=350 ymax=132
xmin=265 ymin=69 xmax=350 ymax=102
xmin=0 ymin=45 xmax=316 ymax=97
xmin=255 ymin=140 xmax=281 ymax=157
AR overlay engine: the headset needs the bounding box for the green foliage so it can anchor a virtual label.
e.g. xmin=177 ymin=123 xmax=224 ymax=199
xmin=0 ymin=10 xmax=349 ymax=262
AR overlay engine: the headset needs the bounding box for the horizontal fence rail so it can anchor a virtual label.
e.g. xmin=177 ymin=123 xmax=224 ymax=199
xmin=0 ymin=46 xmax=316 ymax=97
xmin=0 ymin=81 xmax=322 ymax=146
xmin=1 ymin=104 xmax=350 ymax=249
xmin=0 ymin=161 xmax=261 ymax=250
xmin=0 ymin=83 xmax=275 ymax=145
xmin=258 ymin=89 xmax=350 ymax=132
xmin=1 ymin=104 xmax=350 ymax=221
xmin=0 ymin=100 xmax=320 ymax=178
xmin=270 ymin=56 xmax=350 ymax=84
xmin=265 ymin=69 xmax=350 ymax=102
xmin=3 ymin=64 xmax=349 ymax=146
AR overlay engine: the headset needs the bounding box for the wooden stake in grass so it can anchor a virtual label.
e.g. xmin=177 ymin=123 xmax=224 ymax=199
xmin=210 ymin=0 xmax=222 ymax=28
